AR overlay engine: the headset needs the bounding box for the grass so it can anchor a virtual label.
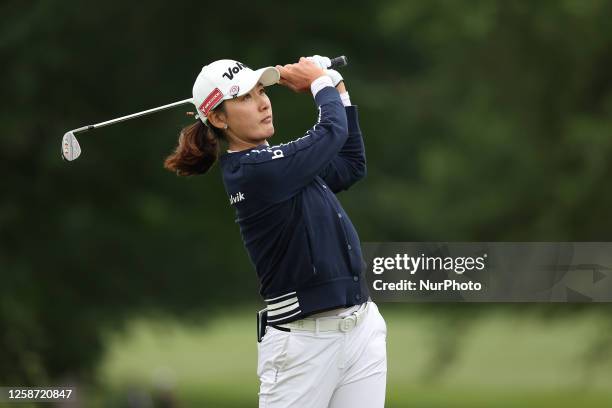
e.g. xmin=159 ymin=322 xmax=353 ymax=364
xmin=89 ymin=304 xmax=612 ymax=407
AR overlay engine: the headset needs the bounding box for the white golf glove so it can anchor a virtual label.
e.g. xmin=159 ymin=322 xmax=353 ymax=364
xmin=307 ymin=55 xmax=344 ymax=86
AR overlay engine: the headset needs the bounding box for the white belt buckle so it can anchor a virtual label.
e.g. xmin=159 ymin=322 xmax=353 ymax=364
xmin=339 ymin=315 xmax=357 ymax=332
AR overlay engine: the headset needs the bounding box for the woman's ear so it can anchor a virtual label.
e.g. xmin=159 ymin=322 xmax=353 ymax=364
xmin=208 ymin=110 xmax=227 ymax=130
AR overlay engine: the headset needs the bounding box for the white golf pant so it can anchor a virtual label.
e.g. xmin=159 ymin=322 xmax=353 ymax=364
xmin=257 ymin=301 xmax=387 ymax=408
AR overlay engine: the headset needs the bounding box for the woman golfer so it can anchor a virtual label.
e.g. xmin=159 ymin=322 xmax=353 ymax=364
xmin=165 ymin=56 xmax=387 ymax=408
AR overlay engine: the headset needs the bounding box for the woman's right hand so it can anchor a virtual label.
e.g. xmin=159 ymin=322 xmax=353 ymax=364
xmin=275 ymin=57 xmax=326 ymax=93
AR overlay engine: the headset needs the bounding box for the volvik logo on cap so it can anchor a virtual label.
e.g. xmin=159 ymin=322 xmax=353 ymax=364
xmin=222 ymin=61 xmax=249 ymax=80
xmin=199 ymin=88 xmax=223 ymax=116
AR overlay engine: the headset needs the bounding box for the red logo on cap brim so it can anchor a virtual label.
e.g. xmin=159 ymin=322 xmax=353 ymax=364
xmin=199 ymin=88 xmax=224 ymax=116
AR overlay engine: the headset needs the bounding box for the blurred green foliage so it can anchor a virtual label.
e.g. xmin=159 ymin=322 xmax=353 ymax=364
xmin=1 ymin=0 xmax=612 ymax=390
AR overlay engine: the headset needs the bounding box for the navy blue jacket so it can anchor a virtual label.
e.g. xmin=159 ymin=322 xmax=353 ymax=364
xmin=219 ymin=86 xmax=370 ymax=324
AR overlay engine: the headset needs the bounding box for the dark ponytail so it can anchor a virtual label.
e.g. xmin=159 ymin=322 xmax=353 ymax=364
xmin=164 ymin=105 xmax=226 ymax=176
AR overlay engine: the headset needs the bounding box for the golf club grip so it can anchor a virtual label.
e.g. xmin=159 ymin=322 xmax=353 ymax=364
xmin=329 ymin=56 xmax=348 ymax=69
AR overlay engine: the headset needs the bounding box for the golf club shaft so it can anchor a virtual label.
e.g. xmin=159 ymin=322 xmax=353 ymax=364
xmin=73 ymin=98 xmax=194 ymax=134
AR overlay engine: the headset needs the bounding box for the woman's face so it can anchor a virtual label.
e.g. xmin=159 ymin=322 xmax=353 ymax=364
xmin=222 ymin=82 xmax=274 ymax=146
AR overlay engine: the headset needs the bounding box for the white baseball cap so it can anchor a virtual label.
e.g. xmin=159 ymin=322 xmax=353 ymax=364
xmin=192 ymin=59 xmax=280 ymax=124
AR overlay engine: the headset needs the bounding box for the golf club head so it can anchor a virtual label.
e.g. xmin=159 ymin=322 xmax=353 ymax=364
xmin=61 ymin=131 xmax=81 ymax=161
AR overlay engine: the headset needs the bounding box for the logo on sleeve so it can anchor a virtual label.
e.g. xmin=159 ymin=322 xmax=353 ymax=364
xmin=250 ymin=147 xmax=285 ymax=159
xmin=229 ymin=191 xmax=246 ymax=205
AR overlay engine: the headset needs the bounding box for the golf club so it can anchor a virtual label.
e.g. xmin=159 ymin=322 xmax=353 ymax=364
xmin=61 ymin=55 xmax=349 ymax=162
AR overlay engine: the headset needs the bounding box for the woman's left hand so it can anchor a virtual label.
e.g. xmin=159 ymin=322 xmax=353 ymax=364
xmin=275 ymin=57 xmax=326 ymax=93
